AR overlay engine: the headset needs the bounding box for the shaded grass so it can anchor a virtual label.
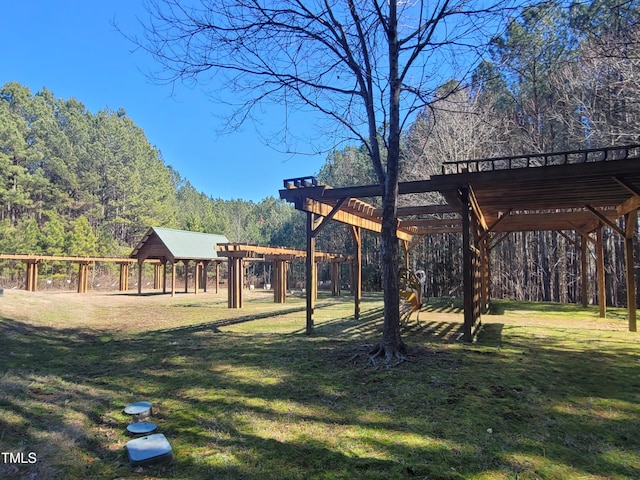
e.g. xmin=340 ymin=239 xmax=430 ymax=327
xmin=0 ymin=289 xmax=638 ymax=479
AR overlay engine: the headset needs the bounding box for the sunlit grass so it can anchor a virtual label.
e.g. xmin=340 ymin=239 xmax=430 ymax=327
xmin=0 ymin=289 xmax=638 ymax=479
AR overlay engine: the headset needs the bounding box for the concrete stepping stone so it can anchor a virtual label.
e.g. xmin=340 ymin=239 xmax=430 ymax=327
xmin=126 ymin=433 xmax=173 ymax=466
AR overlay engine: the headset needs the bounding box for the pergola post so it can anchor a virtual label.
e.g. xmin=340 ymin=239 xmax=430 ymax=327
xmin=24 ymin=260 xmax=39 ymax=292
xmin=480 ymin=235 xmax=490 ymax=312
xmin=271 ymin=256 xmax=290 ymax=303
xmin=330 ymin=259 xmax=341 ymax=297
xmin=215 ymin=261 xmax=220 ymax=294
xmin=401 ymin=240 xmax=410 ymax=271
xmin=624 ymin=210 xmax=638 ymax=332
xmin=350 ymin=226 xmax=362 ymax=321
xmin=306 ymin=212 xmax=316 ymax=333
xmin=596 ymin=226 xmax=606 ymax=318
xmin=118 ymin=262 xmax=130 ymax=291
xmin=228 ymin=255 xmax=244 ymax=308
xmin=461 ymin=187 xmax=474 ymax=342
xmin=77 ymin=262 xmax=90 ymax=293
xmin=349 ymin=262 xmax=355 ymax=295
xmin=580 ymin=235 xmax=589 ymax=307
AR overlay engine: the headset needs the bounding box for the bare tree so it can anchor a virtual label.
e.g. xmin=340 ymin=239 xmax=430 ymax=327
xmin=403 ymin=85 xmax=505 ymax=182
xmin=133 ymin=0 xmax=520 ymax=362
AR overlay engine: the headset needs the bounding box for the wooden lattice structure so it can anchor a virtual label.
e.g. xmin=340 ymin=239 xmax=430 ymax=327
xmin=0 ymin=253 xmax=149 ymax=294
xmin=280 ymin=144 xmax=640 ymax=340
xmin=215 ymin=243 xmax=350 ymax=309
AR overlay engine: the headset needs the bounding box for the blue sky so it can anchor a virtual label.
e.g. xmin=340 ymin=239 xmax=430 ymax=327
xmin=1 ymin=1 xmax=329 ymax=202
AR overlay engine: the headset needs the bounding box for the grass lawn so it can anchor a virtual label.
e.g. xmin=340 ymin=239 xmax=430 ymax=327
xmin=0 ymin=288 xmax=638 ymax=479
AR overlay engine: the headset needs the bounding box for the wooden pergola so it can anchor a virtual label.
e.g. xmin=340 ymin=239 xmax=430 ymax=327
xmin=0 ymin=253 xmax=150 ymax=293
xmin=280 ymin=144 xmax=640 ymax=340
xmin=215 ymin=243 xmax=350 ymax=309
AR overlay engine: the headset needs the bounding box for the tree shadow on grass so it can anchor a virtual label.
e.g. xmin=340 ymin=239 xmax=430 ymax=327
xmin=0 ymin=305 xmax=638 ymax=479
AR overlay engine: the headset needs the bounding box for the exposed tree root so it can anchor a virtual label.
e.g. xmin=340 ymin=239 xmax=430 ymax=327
xmin=368 ymin=342 xmax=409 ymax=368
xmin=328 ymin=344 xmax=444 ymax=369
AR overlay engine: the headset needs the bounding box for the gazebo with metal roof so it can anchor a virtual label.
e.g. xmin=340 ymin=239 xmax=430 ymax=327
xmin=130 ymin=227 xmax=229 ymax=296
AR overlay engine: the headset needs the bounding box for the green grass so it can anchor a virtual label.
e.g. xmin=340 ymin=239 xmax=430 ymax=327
xmin=0 ymin=289 xmax=638 ymax=479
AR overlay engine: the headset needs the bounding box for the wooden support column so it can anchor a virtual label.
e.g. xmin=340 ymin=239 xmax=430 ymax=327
xmin=137 ymin=260 xmax=144 ymax=294
xmin=624 ymin=210 xmax=638 ymax=332
xmin=480 ymin=235 xmax=490 ymax=312
xmin=580 ymin=235 xmax=588 ymax=307
xmin=596 ymin=226 xmax=606 ymax=318
xmin=202 ymin=261 xmax=210 ymax=293
xmin=153 ymin=264 xmax=162 ymax=289
xmin=215 ymin=261 xmax=220 ymax=294
xmin=349 ymin=262 xmax=355 ymax=295
xmin=118 ymin=262 xmax=130 ymax=291
xmin=25 ymin=262 xmax=32 ymax=292
xmin=162 ymin=261 xmax=168 ymax=293
xmin=401 ymin=240 xmax=410 ymax=271
xmin=330 ymin=260 xmax=341 ymax=297
xmin=461 ymin=187 xmax=474 ymax=342
xmin=272 ymin=256 xmax=290 ymax=303
xmin=183 ymin=260 xmax=190 ymax=293
xmin=77 ymin=262 xmax=90 ymax=293
xmin=302 ymin=197 xmax=349 ymax=333
xmin=350 ymin=226 xmax=362 ymax=321
xmin=227 ymin=256 xmax=244 ymax=308
xmin=24 ymin=260 xmax=39 ymax=292
xmin=306 ymin=212 xmax=316 ymax=333
xmin=31 ymin=261 xmax=39 ymax=292
xmin=194 ymin=262 xmax=201 ymax=295
xmin=77 ymin=263 xmax=84 ymax=293
xmin=171 ymin=262 xmax=177 ymax=297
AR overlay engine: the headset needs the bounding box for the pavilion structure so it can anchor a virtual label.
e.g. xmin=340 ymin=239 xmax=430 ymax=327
xmin=130 ymin=227 xmax=229 ymax=296
xmin=279 ymin=144 xmax=640 ymax=340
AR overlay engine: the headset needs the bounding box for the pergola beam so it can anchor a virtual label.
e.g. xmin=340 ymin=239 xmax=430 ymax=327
xmin=297 ymin=198 xmax=413 ymax=241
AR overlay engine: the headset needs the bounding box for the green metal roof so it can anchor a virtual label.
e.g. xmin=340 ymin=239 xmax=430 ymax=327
xmin=131 ymin=227 xmax=229 ymax=262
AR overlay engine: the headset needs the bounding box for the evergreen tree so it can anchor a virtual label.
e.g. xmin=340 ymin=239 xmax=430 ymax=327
xmin=67 ymin=216 xmax=99 ymax=256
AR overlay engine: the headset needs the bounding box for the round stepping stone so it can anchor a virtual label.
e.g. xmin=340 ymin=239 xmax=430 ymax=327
xmin=124 ymin=401 xmax=152 ymax=418
xmin=126 ymin=421 xmax=158 ymax=436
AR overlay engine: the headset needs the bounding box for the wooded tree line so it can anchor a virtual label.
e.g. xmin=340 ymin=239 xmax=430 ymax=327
xmin=316 ymin=0 xmax=640 ymax=307
xmin=0 ymin=81 xmax=303 ymax=258
xmin=403 ymin=0 xmax=640 ymax=307
xmin=1 ymin=0 xmax=638 ymax=305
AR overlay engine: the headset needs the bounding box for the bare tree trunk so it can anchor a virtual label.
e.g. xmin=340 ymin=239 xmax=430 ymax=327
xmin=370 ymin=1 xmax=405 ymax=363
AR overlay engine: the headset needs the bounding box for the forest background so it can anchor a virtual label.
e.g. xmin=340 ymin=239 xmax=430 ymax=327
xmin=1 ymin=0 xmax=639 ymax=307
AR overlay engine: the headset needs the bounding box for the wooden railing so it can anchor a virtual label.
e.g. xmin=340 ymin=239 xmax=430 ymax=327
xmin=441 ymin=144 xmax=640 ymax=174
xmin=283 ymin=176 xmax=322 ymax=189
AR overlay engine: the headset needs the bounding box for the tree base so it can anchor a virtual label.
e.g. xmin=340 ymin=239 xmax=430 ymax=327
xmin=369 ymin=341 xmax=408 ymax=367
